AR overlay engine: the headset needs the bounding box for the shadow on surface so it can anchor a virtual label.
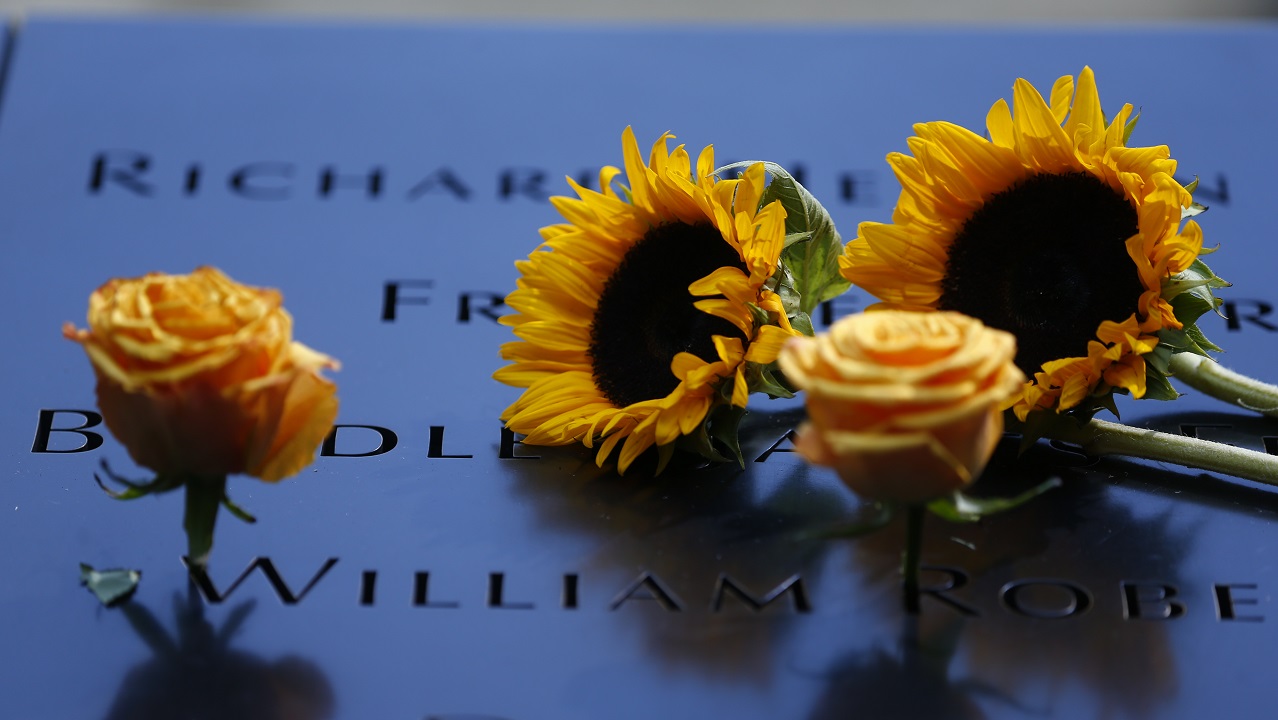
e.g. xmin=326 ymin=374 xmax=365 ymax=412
xmin=103 ymin=585 xmax=334 ymax=720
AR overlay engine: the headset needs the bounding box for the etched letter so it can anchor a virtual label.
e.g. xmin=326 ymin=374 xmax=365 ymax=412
xmin=381 ymin=280 xmax=433 ymax=322
xmin=428 ymin=426 xmax=472 ymax=459
xmin=406 ymin=168 xmax=471 ymax=200
xmin=321 ymin=424 xmax=398 ymax=457
xmin=487 ymin=573 xmax=535 ymax=610
xmin=838 ymin=170 xmax=875 ymax=205
xmin=919 ymin=565 xmax=979 ymax=617
xmin=184 ymin=557 xmax=338 ymax=605
xmin=457 ymin=291 xmax=508 ymax=323
xmin=562 ymin=573 xmax=579 ymax=610
xmin=88 ymin=150 xmax=153 ymax=196
xmin=229 ymin=162 xmax=294 ymax=200
xmin=360 ymin=570 xmax=377 ymax=606
xmin=1122 ymin=582 xmax=1185 ymax=620
xmin=412 ymin=572 xmax=459 ymax=608
xmin=184 ymin=163 xmax=201 ymax=195
xmin=819 ymin=295 xmax=860 ymax=328
xmin=498 ymin=167 xmax=550 ymax=201
xmin=710 ymin=574 xmax=810 ymax=613
xmin=1001 ymin=579 xmax=1092 ymax=619
xmin=31 ymin=409 xmax=104 ymax=453
xmin=1179 ymin=424 xmax=1232 ymax=439
xmin=610 ymin=571 xmax=683 ymax=611
xmin=499 ymin=427 xmax=539 ymax=460
xmin=1223 ymin=300 xmax=1277 ymax=332
xmin=319 ymin=165 xmax=382 ymax=199
xmin=1215 ymin=583 xmax=1264 ymax=622
xmin=754 ymin=430 xmax=798 ymax=463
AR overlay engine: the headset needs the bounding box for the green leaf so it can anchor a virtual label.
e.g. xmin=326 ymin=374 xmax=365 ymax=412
xmin=821 ymin=502 xmax=896 ymax=538
xmin=80 ymin=563 xmax=141 ymax=607
xmin=717 ymin=160 xmax=846 ymax=315
xmin=926 ymin=477 xmax=1062 ymax=523
xmin=783 ymin=231 xmax=813 ymax=249
xmin=1183 ymin=176 xmax=1199 ymax=194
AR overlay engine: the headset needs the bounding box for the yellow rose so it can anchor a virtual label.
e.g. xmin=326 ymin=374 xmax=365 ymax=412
xmin=63 ymin=267 xmax=339 ymax=482
xmin=777 ymin=310 xmax=1024 ymax=504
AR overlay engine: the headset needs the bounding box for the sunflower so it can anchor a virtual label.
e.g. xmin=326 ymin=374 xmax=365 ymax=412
xmin=495 ymin=128 xmax=805 ymax=474
xmin=842 ymin=67 xmax=1220 ymax=422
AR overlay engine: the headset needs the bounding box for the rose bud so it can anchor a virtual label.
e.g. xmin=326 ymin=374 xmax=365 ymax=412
xmin=777 ymin=310 xmax=1024 ymax=504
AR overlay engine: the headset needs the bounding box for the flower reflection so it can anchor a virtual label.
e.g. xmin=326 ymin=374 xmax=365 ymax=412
xmin=103 ymin=587 xmax=333 ymax=720
xmin=808 ymin=620 xmax=1000 ymax=720
xmin=507 ymin=407 xmax=851 ymax=681
xmin=843 ymin=436 xmax=1197 ymax=719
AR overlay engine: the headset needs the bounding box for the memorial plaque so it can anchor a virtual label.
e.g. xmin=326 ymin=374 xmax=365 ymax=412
xmin=2 ymin=17 xmax=1278 ymax=718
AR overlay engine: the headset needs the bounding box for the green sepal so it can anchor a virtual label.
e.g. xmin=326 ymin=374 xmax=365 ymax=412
xmin=1093 ymin=392 xmax=1122 ymax=421
xmin=1174 ymin=258 xmax=1231 ymax=314
xmin=79 ymin=563 xmax=141 ymax=607
xmin=715 ymin=160 xmax=848 ymax=315
xmin=706 ymin=404 xmax=748 ymax=468
xmin=1013 ymin=408 xmax=1105 ymax=453
xmin=221 ymin=492 xmax=258 ymax=524
xmin=747 ymin=361 xmax=796 ymax=399
xmin=676 ymin=401 xmax=748 ymax=468
xmin=1142 ymin=364 xmax=1181 ymax=401
xmin=926 ymin=477 xmax=1062 ymax=523
xmin=654 ymin=442 xmax=678 ymax=476
xmin=789 ymin=312 xmax=815 ymax=337
xmin=1148 ymin=256 xmax=1229 ymax=385
xmin=1122 ymin=111 xmax=1141 ymax=145
xmin=94 ymin=460 xmax=185 ymax=500
xmin=676 ymin=422 xmax=731 ymax=465
xmin=1184 ymin=176 xmax=1199 ymax=194
xmin=1014 ymin=409 xmax=1054 ymax=455
xmin=1184 ymin=321 xmax=1223 ymax=354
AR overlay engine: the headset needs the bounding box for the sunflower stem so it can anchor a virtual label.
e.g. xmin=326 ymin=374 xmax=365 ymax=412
xmin=1039 ymin=416 xmax=1278 ymax=487
xmin=902 ymin=504 xmax=924 ymax=616
xmin=1169 ymin=353 xmax=1278 ymax=418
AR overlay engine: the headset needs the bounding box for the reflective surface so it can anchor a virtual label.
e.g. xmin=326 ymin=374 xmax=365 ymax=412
xmin=2 ymin=18 xmax=1278 ymax=719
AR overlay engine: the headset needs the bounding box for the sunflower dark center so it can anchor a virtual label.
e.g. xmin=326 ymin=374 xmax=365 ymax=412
xmin=590 ymin=222 xmax=746 ymax=408
xmin=938 ymin=171 xmax=1143 ymax=376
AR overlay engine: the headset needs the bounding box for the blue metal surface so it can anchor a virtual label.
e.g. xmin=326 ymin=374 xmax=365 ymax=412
xmin=1 ymin=17 xmax=1277 ymax=718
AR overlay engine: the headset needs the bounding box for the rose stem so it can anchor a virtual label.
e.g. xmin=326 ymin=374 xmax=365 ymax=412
xmin=1169 ymin=353 xmax=1278 ymax=418
xmin=1039 ymin=416 xmax=1278 ymax=486
xmin=902 ymin=504 xmax=924 ymax=616
xmin=183 ymin=475 xmax=226 ymax=567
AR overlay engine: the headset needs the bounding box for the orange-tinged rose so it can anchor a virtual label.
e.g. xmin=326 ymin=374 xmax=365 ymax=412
xmin=777 ymin=310 xmax=1024 ymax=504
xmin=63 ymin=267 xmax=339 ymax=482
